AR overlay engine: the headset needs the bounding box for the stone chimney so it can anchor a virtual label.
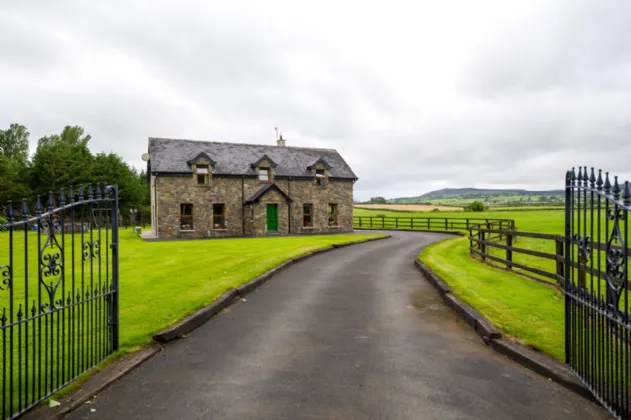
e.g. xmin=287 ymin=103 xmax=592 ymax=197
xmin=277 ymin=134 xmax=286 ymax=147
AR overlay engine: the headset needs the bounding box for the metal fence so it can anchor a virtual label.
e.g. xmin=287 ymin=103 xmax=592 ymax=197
xmin=565 ymin=167 xmax=631 ymax=419
xmin=0 ymin=185 xmax=119 ymax=419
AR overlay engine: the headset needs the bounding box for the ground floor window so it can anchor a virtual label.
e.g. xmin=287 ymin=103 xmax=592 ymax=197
xmin=328 ymin=203 xmax=338 ymax=226
xmin=303 ymin=203 xmax=313 ymax=227
xmin=180 ymin=203 xmax=193 ymax=230
xmin=213 ymin=203 xmax=225 ymax=228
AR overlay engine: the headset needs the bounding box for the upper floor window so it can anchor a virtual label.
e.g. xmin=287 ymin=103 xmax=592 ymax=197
xmin=303 ymin=204 xmax=313 ymax=227
xmin=196 ymin=165 xmax=209 ymax=184
xmin=328 ymin=204 xmax=338 ymax=226
xmin=213 ymin=203 xmax=225 ymax=229
xmin=315 ymin=169 xmax=326 ymax=186
xmin=181 ymin=203 xmax=193 ymax=230
xmin=258 ymin=167 xmax=271 ymax=182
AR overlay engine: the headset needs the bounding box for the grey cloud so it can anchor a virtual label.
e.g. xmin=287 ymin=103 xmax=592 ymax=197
xmin=1 ymin=1 xmax=630 ymax=201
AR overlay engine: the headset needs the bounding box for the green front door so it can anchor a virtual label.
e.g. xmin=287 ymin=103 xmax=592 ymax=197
xmin=266 ymin=204 xmax=278 ymax=232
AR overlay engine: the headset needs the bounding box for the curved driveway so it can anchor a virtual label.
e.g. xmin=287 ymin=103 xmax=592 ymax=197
xmin=68 ymin=231 xmax=608 ymax=420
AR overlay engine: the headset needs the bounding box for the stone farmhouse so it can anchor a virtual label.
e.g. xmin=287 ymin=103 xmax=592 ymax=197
xmin=146 ymin=137 xmax=358 ymax=238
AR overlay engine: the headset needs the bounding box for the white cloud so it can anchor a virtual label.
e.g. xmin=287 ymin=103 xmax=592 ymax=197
xmin=1 ymin=0 xmax=630 ymax=200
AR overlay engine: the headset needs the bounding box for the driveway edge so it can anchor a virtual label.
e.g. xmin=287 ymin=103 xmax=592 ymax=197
xmin=26 ymin=234 xmax=390 ymax=419
xmin=414 ymin=258 xmax=597 ymax=405
xmin=22 ymin=345 xmax=161 ymax=420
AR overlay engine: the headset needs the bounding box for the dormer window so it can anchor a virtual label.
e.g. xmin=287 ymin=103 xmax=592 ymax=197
xmin=196 ymin=165 xmax=210 ymax=184
xmin=315 ymin=169 xmax=326 ymax=186
xmin=258 ymin=167 xmax=272 ymax=182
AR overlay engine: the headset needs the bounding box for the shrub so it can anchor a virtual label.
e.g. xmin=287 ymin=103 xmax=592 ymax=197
xmin=430 ymin=208 xmax=440 ymax=213
xmin=0 ymin=215 xmax=6 ymax=225
xmin=464 ymin=201 xmax=486 ymax=212
xmin=376 ymin=214 xmax=386 ymax=218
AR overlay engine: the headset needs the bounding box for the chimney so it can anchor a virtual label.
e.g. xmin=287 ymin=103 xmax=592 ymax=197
xmin=277 ymin=134 xmax=286 ymax=147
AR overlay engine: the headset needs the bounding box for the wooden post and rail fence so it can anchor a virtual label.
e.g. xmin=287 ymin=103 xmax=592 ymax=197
xmin=352 ymin=215 xmax=629 ymax=289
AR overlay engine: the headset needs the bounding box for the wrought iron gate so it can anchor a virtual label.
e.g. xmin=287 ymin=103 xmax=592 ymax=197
xmin=565 ymin=167 xmax=630 ymax=418
xmin=0 ymin=185 xmax=119 ymax=419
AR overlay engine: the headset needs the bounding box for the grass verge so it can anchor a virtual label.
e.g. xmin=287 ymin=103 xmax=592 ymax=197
xmin=419 ymin=237 xmax=565 ymax=361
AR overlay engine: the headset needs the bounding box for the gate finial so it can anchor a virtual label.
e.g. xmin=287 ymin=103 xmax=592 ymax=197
xmin=624 ymin=181 xmax=630 ymax=206
xmin=613 ymin=176 xmax=621 ymax=200
xmin=597 ymin=169 xmax=603 ymax=191
xmin=7 ymin=201 xmax=14 ymax=222
xmin=59 ymin=189 xmax=66 ymax=206
xmin=21 ymin=198 xmax=29 ymax=220
xmin=47 ymin=191 xmax=54 ymax=212
xmin=604 ymin=172 xmax=611 ymax=194
xmin=589 ymin=167 xmax=596 ymax=187
xmin=35 ymin=196 xmax=42 ymax=216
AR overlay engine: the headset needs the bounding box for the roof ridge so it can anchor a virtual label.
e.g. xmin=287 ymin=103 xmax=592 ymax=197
xmin=148 ymin=137 xmax=338 ymax=153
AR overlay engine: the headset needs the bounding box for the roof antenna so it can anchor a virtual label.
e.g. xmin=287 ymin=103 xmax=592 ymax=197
xmin=274 ymin=127 xmax=279 ymax=140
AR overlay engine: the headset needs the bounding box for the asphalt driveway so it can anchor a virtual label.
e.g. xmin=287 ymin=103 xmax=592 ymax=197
xmin=67 ymin=231 xmax=609 ymax=419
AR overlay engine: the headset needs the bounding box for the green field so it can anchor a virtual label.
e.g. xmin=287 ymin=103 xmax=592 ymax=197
xmin=419 ymin=238 xmax=565 ymax=360
xmin=0 ymin=230 xmax=385 ymax=415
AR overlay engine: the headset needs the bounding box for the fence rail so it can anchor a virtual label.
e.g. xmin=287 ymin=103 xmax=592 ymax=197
xmin=468 ymin=226 xmax=566 ymax=286
xmin=353 ymin=216 xmax=516 ymax=235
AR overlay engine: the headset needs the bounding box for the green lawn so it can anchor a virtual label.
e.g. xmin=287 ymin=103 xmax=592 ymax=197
xmin=419 ymin=237 xmax=565 ymax=361
xmin=0 ymin=229 xmax=385 ymax=415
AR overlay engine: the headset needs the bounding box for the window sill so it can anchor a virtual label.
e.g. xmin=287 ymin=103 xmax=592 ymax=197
xmin=179 ymin=229 xmax=196 ymax=232
xmin=212 ymin=228 xmax=228 ymax=231
xmin=328 ymin=225 xmax=340 ymax=229
xmin=302 ymin=226 xmax=315 ymax=230
xmin=196 ymin=184 xmax=212 ymax=187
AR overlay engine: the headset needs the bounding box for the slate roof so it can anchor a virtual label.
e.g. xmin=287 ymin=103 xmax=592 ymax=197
xmin=245 ymin=184 xmax=292 ymax=204
xmin=147 ymin=138 xmax=358 ymax=180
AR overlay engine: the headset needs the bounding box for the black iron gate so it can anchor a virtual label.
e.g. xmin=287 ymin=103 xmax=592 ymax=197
xmin=565 ymin=167 xmax=630 ymax=418
xmin=0 ymin=185 xmax=119 ymax=419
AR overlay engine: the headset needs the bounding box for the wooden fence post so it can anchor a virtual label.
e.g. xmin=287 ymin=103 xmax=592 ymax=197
xmin=410 ymin=218 xmax=414 ymax=230
xmin=555 ymin=238 xmax=565 ymax=287
xmin=445 ymin=218 xmax=448 ymax=230
xmin=466 ymin=219 xmax=469 ymax=230
xmin=427 ymin=218 xmax=430 ymax=230
xmin=370 ymin=217 xmax=373 ymax=228
xmin=506 ymin=233 xmax=512 ymax=269
xmin=382 ymin=217 xmax=385 ymax=228
xmin=499 ymin=221 xmax=503 ymax=241
xmin=480 ymin=229 xmax=486 ymax=260
xmin=395 ymin=218 xmax=398 ymax=229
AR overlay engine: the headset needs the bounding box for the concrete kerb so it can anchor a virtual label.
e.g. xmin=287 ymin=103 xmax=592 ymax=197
xmin=25 ymin=234 xmax=391 ymax=419
xmin=413 ymin=258 xmax=597 ymax=405
xmin=22 ymin=345 xmax=161 ymax=420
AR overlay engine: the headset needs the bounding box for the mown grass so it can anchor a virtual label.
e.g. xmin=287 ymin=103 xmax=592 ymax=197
xmin=419 ymin=237 xmax=565 ymax=361
xmin=0 ymin=229 xmax=385 ymax=415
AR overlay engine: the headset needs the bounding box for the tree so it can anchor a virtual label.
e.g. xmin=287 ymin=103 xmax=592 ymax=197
xmin=0 ymin=154 xmax=32 ymax=204
xmin=464 ymin=201 xmax=486 ymax=212
xmin=370 ymin=196 xmax=387 ymax=204
xmin=30 ymin=126 xmax=95 ymax=195
xmin=0 ymin=123 xmax=30 ymax=164
xmin=92 ymin=152 xmax=144 ymax=215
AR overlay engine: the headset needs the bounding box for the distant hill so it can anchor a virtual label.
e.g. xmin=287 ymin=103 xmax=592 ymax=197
xmin=389 ymin=188 xmax=564 ymax=206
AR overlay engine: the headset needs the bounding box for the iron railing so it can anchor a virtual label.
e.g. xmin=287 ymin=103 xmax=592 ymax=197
xmin=0 ymin=185 xmax=119 ymax=419
xmin=565 ymin=167 xmax=631 ymax=419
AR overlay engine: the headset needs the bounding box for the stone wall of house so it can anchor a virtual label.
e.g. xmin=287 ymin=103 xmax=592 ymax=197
xmin=155 ymin=175 xmax=246 ymax=238
xmin=286 ymin=179 xmax=354 ymax=235
xmin=154 ymin=174 xmax=354 ymax=238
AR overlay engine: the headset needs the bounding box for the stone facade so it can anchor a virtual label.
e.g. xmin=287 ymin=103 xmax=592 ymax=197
xmin=152 ymin=172 xmax=354 ymax=238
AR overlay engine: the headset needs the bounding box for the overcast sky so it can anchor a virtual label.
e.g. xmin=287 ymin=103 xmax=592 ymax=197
xmin=1 ymin=0 xmax=630 ymax=200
